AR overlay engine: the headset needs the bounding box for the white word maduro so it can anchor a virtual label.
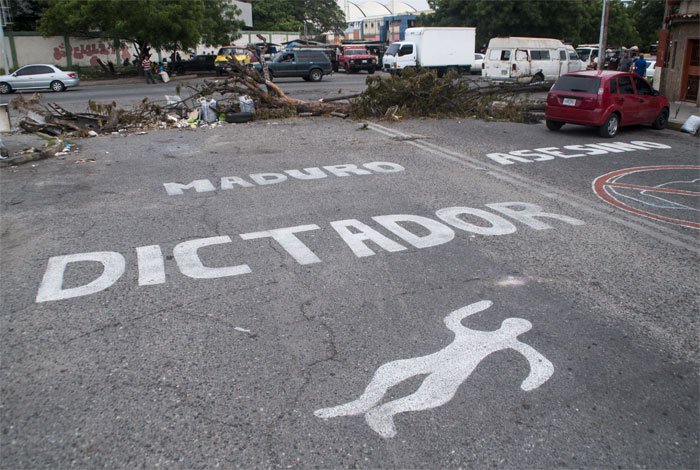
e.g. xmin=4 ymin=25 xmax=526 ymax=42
xmin=35 ymin=202 xmax=585 ymax=302
xmin=163 ymin=161 xmax=404 ymax=196
xmin=486 ymin=140 xmax=672 ymax=165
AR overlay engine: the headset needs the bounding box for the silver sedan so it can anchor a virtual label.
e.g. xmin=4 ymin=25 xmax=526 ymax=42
xmin=0 ymin=64 xmax=80 ymax=94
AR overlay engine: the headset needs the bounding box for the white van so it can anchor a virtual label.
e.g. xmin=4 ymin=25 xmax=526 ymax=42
xmin=482 ymin=37 xmax=586 ymax=82
xmin=575 ymin=44 xmax=599 ymax=68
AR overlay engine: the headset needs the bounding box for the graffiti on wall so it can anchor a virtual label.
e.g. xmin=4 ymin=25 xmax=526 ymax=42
xmin=53 ymin=41 xmax=131 ymax=65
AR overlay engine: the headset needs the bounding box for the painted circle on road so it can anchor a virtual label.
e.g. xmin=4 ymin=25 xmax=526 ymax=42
xmin=593 ymin=165 xmax=700 ymax=229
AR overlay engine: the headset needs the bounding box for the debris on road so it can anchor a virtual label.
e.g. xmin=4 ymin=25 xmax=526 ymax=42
xmin=352 ymin=68 xmax=550 ymax=122
xmin=680 ymin=115 xmax=700 ymax=136
xmin=7 ymin=61 xmax=552 ymax=156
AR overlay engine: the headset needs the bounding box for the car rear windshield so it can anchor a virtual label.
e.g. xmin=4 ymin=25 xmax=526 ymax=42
xmin=552 ymin=76 xmax=600 ymax=93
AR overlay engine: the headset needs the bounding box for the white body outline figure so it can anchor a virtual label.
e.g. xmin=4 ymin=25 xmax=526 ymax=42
xmin=314 ymin=300 xmax=554 ymax=438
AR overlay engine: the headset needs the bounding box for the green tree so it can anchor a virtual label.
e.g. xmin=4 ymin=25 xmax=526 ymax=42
xmin=251 ymin=0 xmax=345 ymax=36
xmin=420 ymin=0 xmax=592 ymax=47
xmin=38 ymin=0 xmax=242 ymax=61
xmin=420 ymin=0 xmax=640 ymax=49
xmin=252 ymin=0 xmax=300 ymax=31
xmin=8 ymin=0 xmax=45 ymax=30
xmin=604 ymin=0 xmax=641 ymax=47
xmin=628 ymin=0 xmax=665 ymax=48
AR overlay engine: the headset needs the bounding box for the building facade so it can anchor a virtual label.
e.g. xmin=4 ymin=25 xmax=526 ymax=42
xmin=659 ymin=0 xmax=699 ymax=104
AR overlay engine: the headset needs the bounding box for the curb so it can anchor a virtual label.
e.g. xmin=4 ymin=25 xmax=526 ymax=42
xmin=667 ymin=121 xmax=683 ymax=131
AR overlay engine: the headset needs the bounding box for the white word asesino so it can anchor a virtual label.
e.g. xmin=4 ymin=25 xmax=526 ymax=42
xmin=486 ymin=140 xmax=672 ymax=165
xmin=163 ymin=161 xmax=405 ymax=196
xmin=35 ymin=202 xmax=585 ymax=302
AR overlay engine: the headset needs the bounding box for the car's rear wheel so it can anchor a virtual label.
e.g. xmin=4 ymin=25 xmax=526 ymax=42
xmin=599 ymin=113 xmax=619 ymax=138
xmin=531 ymin=73 xmax=544 ymax=84
xmin=367 ymin=66 xmax=375 ymax=75
xmin=651 ymin=108 xmax=669 ymax=130
xmin=546 ymin=119 xmax=564 ymax=131
xmin=309 ymin=68 xmax=323 ymax=82
xmin=0 ymin=82 xmax=12 ymax=94
xmin=50 ymin=80 xmax=66 ymax=92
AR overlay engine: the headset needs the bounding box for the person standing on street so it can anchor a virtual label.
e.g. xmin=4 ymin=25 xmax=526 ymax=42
xmin=617 ymin=52 xmax=633 ymax=72
xmin=633 ymin=54 xmax=648 ymax=77
xmin=142 ymin=55 xmax=156 ymax=84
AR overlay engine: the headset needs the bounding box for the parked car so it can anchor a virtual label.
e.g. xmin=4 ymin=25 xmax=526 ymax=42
xmin=338 ymin=46 xmax=378 ymax=74
xmin=0 ymin=64 xmax=79 ymax=94
xmin=254 ymin=50 xmax=332 ymax=82
xmin=645 ymin=58 xmax=656 ymax=79
xmin=215 ymin=46 xmax=251 ymax=74
xmin=545 ymin=70 xmax=669 ymax=138
xmin=473 ymin=53 xmax=484 ymax=73
xmin=168 ymin=55 xmax=215 ymax=75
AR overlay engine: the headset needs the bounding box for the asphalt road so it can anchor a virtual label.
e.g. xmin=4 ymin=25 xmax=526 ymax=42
xmin=0 ymin=71 xmax=378 ymax=111
xmin=1 ymin=112 xmax=698 ymax=467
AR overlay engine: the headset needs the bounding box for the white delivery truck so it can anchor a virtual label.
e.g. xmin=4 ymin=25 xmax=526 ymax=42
xmin=382 ymin=27 xmax=476 ymax=75
xmin=482 ymin=37 xmax=586 ymax=82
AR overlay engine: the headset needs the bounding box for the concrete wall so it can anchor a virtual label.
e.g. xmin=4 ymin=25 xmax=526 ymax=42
xmin=660 ymin=22 xmax=700 ymax=103
xmin=0 ymin=31 xmax=301 ymax=70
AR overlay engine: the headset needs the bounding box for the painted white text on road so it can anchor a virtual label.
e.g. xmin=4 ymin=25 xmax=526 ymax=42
xmin=35 ymin=201 xmax=585 ymax=302
xmin=486 ymin=141 xmax=671 ymax=165
xmin=163 ymin=161 xmax=405 ymax=196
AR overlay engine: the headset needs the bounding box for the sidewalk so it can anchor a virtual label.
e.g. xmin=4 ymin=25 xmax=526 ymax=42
xmin=667 ymin=100 xmax=700 ymax=132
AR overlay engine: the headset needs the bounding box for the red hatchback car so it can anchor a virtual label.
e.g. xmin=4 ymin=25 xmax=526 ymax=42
xmin=545 ymin=70 xmax=669 ymax=138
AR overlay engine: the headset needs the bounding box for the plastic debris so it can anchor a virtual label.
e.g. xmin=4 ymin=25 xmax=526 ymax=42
xmin=680 ymin=115 xmax=700 ymax=135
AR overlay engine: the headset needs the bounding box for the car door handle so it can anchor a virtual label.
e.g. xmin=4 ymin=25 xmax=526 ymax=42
xmin=638 ymin=99 xmax=645 ymax=103
xmin=617 ymin=98 xmax=624 ymax=103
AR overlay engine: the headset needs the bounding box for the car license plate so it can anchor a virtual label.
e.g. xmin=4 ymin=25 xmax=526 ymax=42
xmin=563 ymin=98 xmax=576 ymax=106
xmin=362 ymin=60 xmax=367 ymax=64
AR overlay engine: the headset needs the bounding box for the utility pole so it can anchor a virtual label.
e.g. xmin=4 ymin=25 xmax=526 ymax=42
xmin=0 ymin=0 xmax=11 ymax=73
xmin=597 ymin=0 xmax=609 ymax=70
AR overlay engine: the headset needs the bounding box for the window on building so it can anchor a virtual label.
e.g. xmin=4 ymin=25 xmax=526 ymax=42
xmin=690 ymin=39 xmax=700 ymax=66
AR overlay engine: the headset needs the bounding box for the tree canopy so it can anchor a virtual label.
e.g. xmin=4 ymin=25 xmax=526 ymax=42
xmin=420 ymin=0 xmax=652 ymax=49
xmin=37 ymin=0 xmax=243 ymax=58
xmin=251 ymin=0 xmax=346 ymax=35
